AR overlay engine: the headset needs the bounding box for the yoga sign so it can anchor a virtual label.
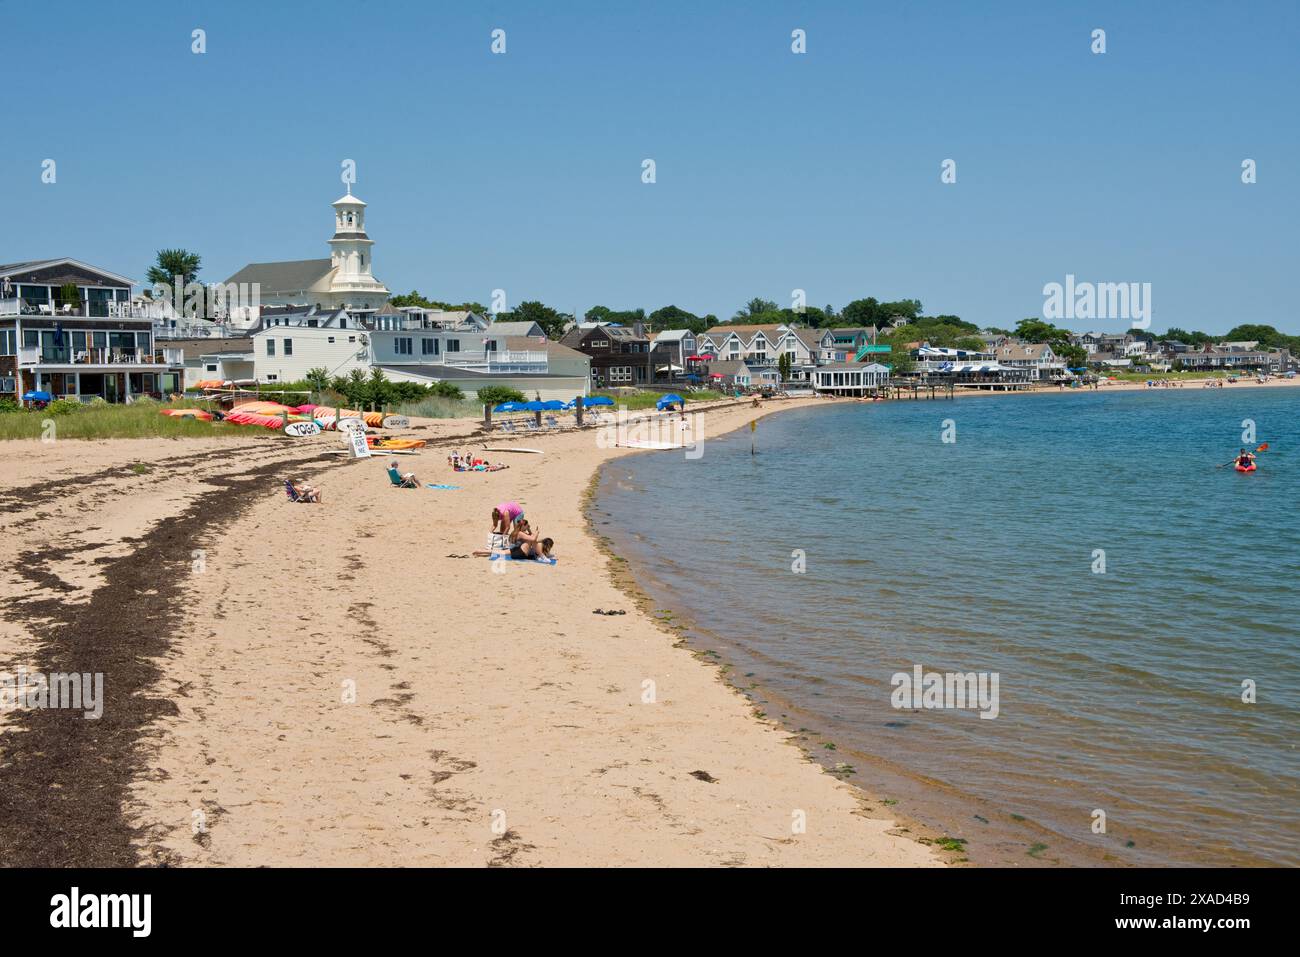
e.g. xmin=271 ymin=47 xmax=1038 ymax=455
xmin=284 ymin=421 xmax=322 ymax=438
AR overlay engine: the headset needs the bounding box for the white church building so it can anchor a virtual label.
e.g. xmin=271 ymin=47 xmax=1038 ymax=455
xmin=223 ymin=188 xmax=390 ymax=328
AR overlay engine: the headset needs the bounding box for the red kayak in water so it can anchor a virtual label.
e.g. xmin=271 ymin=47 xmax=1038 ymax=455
xmin=1235 ymin=462 xmax=1257 ymax=473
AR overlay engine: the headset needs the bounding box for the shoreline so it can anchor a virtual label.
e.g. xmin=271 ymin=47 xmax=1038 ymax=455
xmin=0 ymin=397 xmax=944 ymax=867
xmin=586 ymin=386 xmax=1300 ymax=868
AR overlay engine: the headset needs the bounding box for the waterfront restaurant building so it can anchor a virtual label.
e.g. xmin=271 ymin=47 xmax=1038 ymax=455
xmin=812 ymin=362 xmax=890 ymax=396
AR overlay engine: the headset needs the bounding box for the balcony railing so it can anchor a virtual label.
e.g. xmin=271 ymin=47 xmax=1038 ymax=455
xmin=442 ymin=350 xmax=548 ymax=370
xmin=1 ymin=298 xmax=147 ymax=319
xmin=18 ymin=347 xmax=182 ymax=367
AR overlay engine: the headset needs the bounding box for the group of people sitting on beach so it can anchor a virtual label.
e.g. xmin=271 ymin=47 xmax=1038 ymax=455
xmin=449 ymin=449 xmax=509 ymax=472
xmin=472 ymin=501 xmax=555 ymax=562
xmin=1145 ymin=379 xmax=1186 ymax=389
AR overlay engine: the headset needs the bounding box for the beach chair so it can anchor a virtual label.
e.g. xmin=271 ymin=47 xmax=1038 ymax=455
xmin=497 ymin=419 xmax=515 ymax=433
xmin=544 ymin=415 xmax=559 ymax=429
xmin=524 ymin=419 xmax=540 ymax=432
xmin=387 ymin=466 xmax=418 ymax=489
xmin=284 ymin=479 xmax=313 ymax=503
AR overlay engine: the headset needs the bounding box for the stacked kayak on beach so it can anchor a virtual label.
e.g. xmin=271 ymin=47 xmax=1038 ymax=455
xmin=159 ymin=401 xmax=397 ymax=433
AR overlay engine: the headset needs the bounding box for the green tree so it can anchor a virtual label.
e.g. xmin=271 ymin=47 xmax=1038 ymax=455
xmin=366 ymin=368 xmax=394 ymax=408
xmin=732 ymin=297 xmax=779 ymax=321
xmin=57 ymin=282 xmax=81 ymax=310
xmin=305 ymin=367 xmax=331 ymax=392
xmin=477 ymin=386 xmax=527 ymax=407
xmin=777 ymin=351 xmax=793 ymax=383
xmin=648 ymin=304 xmax=706 ymax=333
xmin=428 ymin=381 xmax=463 ymax=400
xmin=145 ymin=248 xmax=201 ymax=293
xmin=333 ymin=368 xmax=370 ymax=407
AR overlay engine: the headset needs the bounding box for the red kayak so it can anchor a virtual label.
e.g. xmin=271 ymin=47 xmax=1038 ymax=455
xmin=1235 ymin=463 xmax=1257 ymax=473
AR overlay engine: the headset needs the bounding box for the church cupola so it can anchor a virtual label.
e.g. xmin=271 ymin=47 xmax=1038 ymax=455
xmin=328 ymin=186 xmax=375 ymax=280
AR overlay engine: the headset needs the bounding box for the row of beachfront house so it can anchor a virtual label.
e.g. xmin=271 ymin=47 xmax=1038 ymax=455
xmin=1 ymin=259 xmax=593 ymax=404
xmin=559 ymin=321 xmax=886 ymax=392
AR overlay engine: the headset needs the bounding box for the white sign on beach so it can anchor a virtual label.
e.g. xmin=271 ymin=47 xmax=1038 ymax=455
xmin=382 ymin=415 xmax=410 ymax=429
xmin=344 ymin=428 xmax=371 ymax=458
xmin=284 ymin=421 xmax=322 ymax=438
xmin=336 ymin=417 xmax=366 ymax=433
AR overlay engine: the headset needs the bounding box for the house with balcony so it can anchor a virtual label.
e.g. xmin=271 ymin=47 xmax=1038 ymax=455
xmin=559 ymin=323 xmax=653 ymax=388
xmin=377 ymin=337 xmax=590 ymax=402
xmin=817 ymin=327 xmax=878 ymax=363
xmin=992 ymin=342 xmax=1069 ymax=381
xmin=1 ymin=259 xmax=183 ymax=402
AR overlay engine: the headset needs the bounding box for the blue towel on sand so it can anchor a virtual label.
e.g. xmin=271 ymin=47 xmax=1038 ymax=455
xmin=426 ymin=484 xmax=461 ymax=490
xmin=488 ymin=554 xmax=558 ymax=565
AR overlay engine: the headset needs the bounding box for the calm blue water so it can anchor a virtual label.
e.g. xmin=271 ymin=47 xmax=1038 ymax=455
xmin=593 ymin=390 xmax=1300 ymax=866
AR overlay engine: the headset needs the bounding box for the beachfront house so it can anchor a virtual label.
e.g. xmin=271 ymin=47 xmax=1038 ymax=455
xmin=649 ymin=329 xmax=697 ymax=382
xmin=994 ymin=342 xmax=1069 ymax=381
xmin=812 ymin=362 xmax=890 ymax=396
xmin=377 ymin=337 xmax=590 ymax=401
xmin=694 ymin=323 xmax=824 ymax=382
xmin=817 ymin=327 xmax=878 ymax=363
xmin=252 ymin=326 xmax=370 ymax=383
xmin=1 ymin=259 xmax=184 ymax=402
xmin=559 ymin=323 xmax=653 ymax=388
xmin=705 ymin=358 xmax=752 ymax=391
xmin=1178 ymin=344 xmax=1288 ymax=373
xmin=172 ymin=338 xmax=258 ymax=389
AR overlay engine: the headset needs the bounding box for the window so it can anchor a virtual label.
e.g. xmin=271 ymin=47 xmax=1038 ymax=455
xmin=446 ymin=340 xmax=460 ymax=353
xmin=266 ymin=339 xmax=276 ymax=356
xmin=609 ymin=366 xmax=633 ymax=383
xmin=328 ymin=336 xmax=335 ymax=344
xmin=283 ymin=339 xmax=293 ymax=356
xmin=485 ymin=339 xmax=497 ymax=352
xmin=266 ymin=374 xmax=278 ymax=381
xmin=307 ymin=319 xmax=318 ymax=328
xmin=348 ymin=336 xmax=356 ymax=343
xmin=422 ymin=338 xmax=438 ymax=356
xmin=395 ymin=338 xmax=413 ymax=356
xmin=0 ymin=329 xmax=13 ymax=354
xmin=206 ymin=364 xmax=217 ymax=372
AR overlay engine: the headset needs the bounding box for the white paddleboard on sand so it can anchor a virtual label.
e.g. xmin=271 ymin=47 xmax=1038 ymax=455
xmin=482 ymin=447 xmax=544 ymax=454
xmin=617 ymin=440 xmax=686 ymax=450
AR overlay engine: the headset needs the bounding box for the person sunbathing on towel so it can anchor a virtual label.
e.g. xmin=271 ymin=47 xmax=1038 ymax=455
xmin=388 ymin=461 xmax=419 ymax=488
xmin=474 ymin=521 xmax=553 ymax=561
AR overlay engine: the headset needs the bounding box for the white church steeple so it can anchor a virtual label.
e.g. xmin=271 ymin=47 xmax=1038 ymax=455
xmin=326 ymin=188 xmax=388 ymax=311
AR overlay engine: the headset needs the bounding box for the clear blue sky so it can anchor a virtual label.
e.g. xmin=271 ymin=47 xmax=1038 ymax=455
xmin=3 ymin=0 xmax=1296 ymax=333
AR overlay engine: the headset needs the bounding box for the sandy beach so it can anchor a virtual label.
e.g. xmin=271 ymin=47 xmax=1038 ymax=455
xmin=0 ymin=397 xmax=945 ymax=867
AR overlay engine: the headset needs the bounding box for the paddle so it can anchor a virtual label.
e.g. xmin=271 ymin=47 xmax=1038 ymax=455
xmin=1218 ymin=443 xmax=1269 ymax=468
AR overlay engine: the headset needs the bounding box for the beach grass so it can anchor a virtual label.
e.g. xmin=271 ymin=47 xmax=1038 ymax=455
xmin=392 ymin=395 xmax=483 ymax=419
xmin=0 ymin=400 xmax=276 ymax=441
xmin=591 ymin=389 xmax=726 ymax=411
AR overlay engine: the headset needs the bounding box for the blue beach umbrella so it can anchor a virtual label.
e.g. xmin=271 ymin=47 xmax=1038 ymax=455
xmin=522 ymin=401 xmax=548 ymax=412
xmin=23 ymin=390 xmax=53 ymax=402
xmin=582 ymin=395 xmax=614 ymax=407
xmin=656 ymin=393 xmax=684 ymax=410
xmin=540 ymin=400 xmax=565 ymax=410
xmin=494 ymin=401 xmax=527 ymax=412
